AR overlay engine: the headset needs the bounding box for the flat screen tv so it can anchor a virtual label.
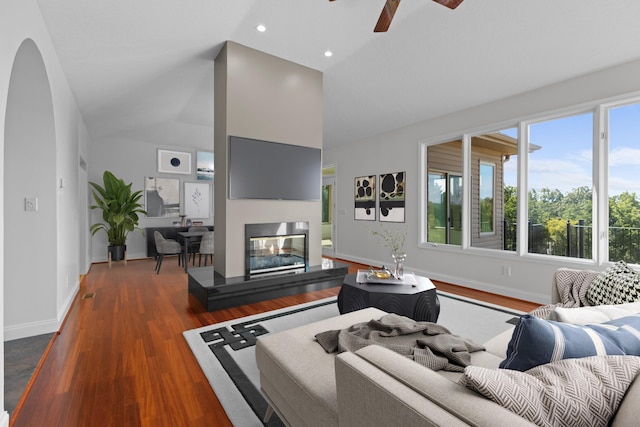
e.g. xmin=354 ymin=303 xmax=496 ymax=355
xmin=228 ymin=136 xmax=321 ymax=201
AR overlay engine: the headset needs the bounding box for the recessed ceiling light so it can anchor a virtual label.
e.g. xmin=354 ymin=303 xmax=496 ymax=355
xmin=256 ymin=24 xmax=266 ymax=32
xmin=324 ymin=50 xmax=333 ymax=57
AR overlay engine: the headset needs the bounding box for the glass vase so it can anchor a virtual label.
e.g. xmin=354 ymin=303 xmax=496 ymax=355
xmin=391 ymin=252 xmax=406 ymax=279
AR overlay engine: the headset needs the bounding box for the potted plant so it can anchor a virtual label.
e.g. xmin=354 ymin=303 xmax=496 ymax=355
xmin=89 ymin=170 xmax=147 ymax=261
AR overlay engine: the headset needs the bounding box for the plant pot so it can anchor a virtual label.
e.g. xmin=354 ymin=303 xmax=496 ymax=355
xmin=108 ymin=245 xmax=126 ymax=261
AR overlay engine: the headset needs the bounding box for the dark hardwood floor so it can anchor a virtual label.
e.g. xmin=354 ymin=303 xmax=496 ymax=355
xmin=9 ymin=257 xmax=540 ymax=427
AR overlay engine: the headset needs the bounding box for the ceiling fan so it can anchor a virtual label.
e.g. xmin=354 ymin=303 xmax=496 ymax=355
xmin=329 ymin=0 xmax=464 ymax=33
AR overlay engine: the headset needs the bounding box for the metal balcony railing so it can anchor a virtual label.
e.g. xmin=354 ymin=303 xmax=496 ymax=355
xmin=502 ymin=220 xmax=640 ymax=264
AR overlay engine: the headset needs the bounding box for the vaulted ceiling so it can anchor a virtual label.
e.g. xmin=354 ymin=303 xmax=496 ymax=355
xmin=35 ymin=0 xmax=640 ymax=149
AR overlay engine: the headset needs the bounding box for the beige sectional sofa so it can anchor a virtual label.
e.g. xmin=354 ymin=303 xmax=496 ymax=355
xmin=255 ymin=268 xmax=640 ymax=426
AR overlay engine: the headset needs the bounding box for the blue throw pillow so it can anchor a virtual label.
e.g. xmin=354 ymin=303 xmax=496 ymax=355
xmin=500 ymin=314 xmax=640 ymax=371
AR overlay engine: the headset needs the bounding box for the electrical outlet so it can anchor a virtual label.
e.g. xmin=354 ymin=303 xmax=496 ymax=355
xmin=25 ymin=197 xmax=38 ymax=211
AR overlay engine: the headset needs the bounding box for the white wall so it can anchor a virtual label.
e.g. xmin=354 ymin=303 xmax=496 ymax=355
xmin=88 ymin=137 xmax=214 ymax=262
xmin=4 ymin=39 xmax=58 ymax=338
xmin=78 ymin=121 xmax=91 ymax=273
xmin=0 ymin=0 xmax=91 ymax=423
xmin=1 ymin=2 xmax=86 ymax=332
xmin=325 ymin=58 xmax=640 ymax=304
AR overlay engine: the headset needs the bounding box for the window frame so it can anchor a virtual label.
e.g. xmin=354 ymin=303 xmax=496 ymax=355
xmin=419 ymin=91 xmax=640 ymax=267
xmin=601 ymin=97 xmax=640 ymax=265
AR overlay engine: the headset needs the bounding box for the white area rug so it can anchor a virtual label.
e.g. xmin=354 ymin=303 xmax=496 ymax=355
xmin=183 ymin=293 xmax=523 ymax=426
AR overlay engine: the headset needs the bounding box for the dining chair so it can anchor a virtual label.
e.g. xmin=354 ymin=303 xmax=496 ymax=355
xmin=187 ymin=226 xmax=209 ymax=265
xmin=198 ymin=231 xmax=214 ymax=267
xmin=153 ymin=231 xmax=182 ymax=274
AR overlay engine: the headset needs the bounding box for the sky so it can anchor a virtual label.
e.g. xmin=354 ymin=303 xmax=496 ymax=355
xmin=502 ymin=102 xmax=640 ymax=197
xmin=196 ymin=150 xmax=214 ymax=170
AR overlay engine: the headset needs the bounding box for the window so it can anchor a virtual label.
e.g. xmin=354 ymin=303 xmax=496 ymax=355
xmin=420 ymin=95 xmax=640 ymax=266
xmin=479 ymin=163 xmax=494 ymax=233
xmin=607 ymin=101 xmax=640 ymax=264
xmin=322 ymin=184 xmax=332 ymax=223
xmin=425 ymin=140 xmax=462 ymax=246
xmin=527 ymin=112 xmax=593 ymax=259
xmin=427 ymin=172 xmax=462 ymax=245
xmin=470 ymin=128 xmax=517 ymax=251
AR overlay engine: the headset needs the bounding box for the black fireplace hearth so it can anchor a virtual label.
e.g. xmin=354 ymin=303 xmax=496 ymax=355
xmin=187 ymin=259 xmax=349 ymax=311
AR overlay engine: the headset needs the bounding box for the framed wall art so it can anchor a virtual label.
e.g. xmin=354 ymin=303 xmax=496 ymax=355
xmin=158 ymin=149 xmax=191 ymax=174
xmin=196 ymin=151 xmax=214 ymax=180
xmin=354 ymin=175 xmax=376 ymax=221
xmin=184 ymin=182 xmax=211 ymax=219
xmin=145 ymin=177 xmax=180 ymax=218
xmin=379 ymin=171 xmax=405 ymax=223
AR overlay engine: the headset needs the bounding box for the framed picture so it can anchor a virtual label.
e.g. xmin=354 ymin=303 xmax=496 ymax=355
xmin=379 ymin=171 xmax=405 ymax=223
xmin=196 ymin=151 xmax=214 ymax=181
xmin=158 ymin=149 xmax=191 ymax=174
xmin=184 ymin=182 xmax=211 ymax=219
xmin=354 ymin=175 xmax=376 ymax=221
xmin=145 ymin=177 xmax=180 ymax=218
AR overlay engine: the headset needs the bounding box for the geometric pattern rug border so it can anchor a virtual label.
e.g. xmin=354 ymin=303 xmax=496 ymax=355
xmin=205 ymin=299 xmax=336 ymax=426
xmin=183 ymin=297 xmax=338 ymax=426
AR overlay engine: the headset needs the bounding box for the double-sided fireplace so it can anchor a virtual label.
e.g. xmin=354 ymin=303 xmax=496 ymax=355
xmin=245 ymin=222 xmax=309 ymax=277
xmin=189 ymin=221 xmax=348 ymax=311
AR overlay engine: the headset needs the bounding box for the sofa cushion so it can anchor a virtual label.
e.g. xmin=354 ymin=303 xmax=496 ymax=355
xmin=482 ymin=327 xmax=515 ymax=359
xmin=255 ymin=307 xmax=387 ymax=427
xmin=343 ymin=345 xmax=535 ymax=426
xmin=500 ymin=314 xmax=640 ymax=371
xmin=586 ymin=261 xmax=640 ymax=305
xmin=549 ymin=301 xmax=640 ymax=325
xmin=461 ymin=355 xmax=640 ymax=427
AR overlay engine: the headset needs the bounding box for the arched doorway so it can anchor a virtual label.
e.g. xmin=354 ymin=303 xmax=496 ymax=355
xmin=4 ymin=39 xmax=57 ymax=341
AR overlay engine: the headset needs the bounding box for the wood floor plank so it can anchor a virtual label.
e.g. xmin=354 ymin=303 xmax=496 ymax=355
xmin=10 ymin=257 xmax=539 ymax=427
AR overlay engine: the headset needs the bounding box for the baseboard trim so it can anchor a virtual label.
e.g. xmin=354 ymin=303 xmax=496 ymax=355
xmin=3 ymin=319 xmax=59 ymax=341
xmin=57 ymin=282 xmax=79 ymax=325
xmin=332 ymin=252 xmax=547 ymax=305
xmin=3 ymin=277 xmax=80 ymax=341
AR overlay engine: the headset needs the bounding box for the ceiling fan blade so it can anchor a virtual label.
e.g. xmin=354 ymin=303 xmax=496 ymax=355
xmin=374 ymin=0 xmax=401 ymax=32
xmin=432 ymin=0 xmax=464 ymax=9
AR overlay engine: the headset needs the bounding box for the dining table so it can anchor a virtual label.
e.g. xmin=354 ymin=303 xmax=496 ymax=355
xmin=176 ymin=230 xmax=208 ymax=272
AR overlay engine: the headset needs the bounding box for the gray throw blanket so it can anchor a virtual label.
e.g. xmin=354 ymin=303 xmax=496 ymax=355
xmin=529 ymin=269 xmax=599 ymax=319
xmin=315 ymin=314 xmax=485 ymax=372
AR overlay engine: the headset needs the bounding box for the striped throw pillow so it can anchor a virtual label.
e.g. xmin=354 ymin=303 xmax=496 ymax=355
xmin=499 ymin=314 xmax=640 ymax=371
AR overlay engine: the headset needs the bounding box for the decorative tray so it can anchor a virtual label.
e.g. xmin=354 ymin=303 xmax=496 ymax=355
xmin=356 ymin=269 xmax=417 ymax=286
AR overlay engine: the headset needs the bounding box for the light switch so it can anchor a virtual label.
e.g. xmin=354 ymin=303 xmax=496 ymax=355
xmin=25 ymin=197 xmax=38 ymax=211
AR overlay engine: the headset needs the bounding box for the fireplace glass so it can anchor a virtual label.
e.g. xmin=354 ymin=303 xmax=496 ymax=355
xmin=248 ymin=234 xmax=306 ymax=276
